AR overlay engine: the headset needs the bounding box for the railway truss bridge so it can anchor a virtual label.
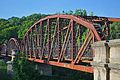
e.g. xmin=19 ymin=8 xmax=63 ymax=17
xmin=6 ymin=14 xmax=120 ymax=73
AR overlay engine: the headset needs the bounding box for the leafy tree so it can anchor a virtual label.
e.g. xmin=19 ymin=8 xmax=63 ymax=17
xmin=74 ymin=9 xmax=83 ymax=15
xmin=74 ymin=9 xmax=87 ymax=16
xmin=0 ymin=13 xmax=46 ymax=44
xmin=90 ymin=12 xmax=94 ymax=16
xmin=110 ymin=22 xmax=120 ymax=39
xmin=8 ymin=17 xmax=21 ymax=26
xmin=61 ymin=9 xmax=87 ymax=16
xmin=67 ymin=10 xmax=74 ymax=15
xmin=0 ymin=19 xmax=9 ymax=30
xmin=13 ymin=52 xmax=40 ymax=80
xmin=17 ymin=21 xmax=34 ymax=38
xmin=82 ymin=9 xmax=87 ymax=16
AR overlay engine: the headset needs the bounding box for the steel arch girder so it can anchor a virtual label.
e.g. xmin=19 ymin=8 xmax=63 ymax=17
xmin=24 ymin=14 xmax=101 ymax=41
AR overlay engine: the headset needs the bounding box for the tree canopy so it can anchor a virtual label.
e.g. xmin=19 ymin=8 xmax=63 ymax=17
xmin=0 ymin=9 xmax=120 ymax=44
xmin=110 ymin=22 xmax=120 ymax=39
xmin=0 ymin=10 xmax=89 ymax=44
xmin=0 ymin=14 xmax=46 ymax=44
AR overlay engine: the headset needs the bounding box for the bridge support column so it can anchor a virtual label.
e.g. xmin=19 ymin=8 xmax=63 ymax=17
xmin=92 ymin=39 xmax=120 ymax=80
xmin=35 ymin=63 xmax=52 ymax=76
xmin=6 ymin=61 xmax=14 ymax=77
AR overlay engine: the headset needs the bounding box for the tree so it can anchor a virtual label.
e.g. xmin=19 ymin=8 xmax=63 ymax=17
xmin=74 ymin=9 xmax=82 ymax=15
xmin=0 ymin=13 xmax=46 ymax=44
xmin=74 ymin=9 xmax=87 ymax=16
xmin=0 ymin=10 xmax=89 ymax=44
xmin=90 ymin=12 xmax=93 ymax=16
xmin=68 ymin=10 xmax=73 ymax=15
xmin=61 ymin=9 xmax=87 ymax=16
xmin=17 ymin=21 xmax=34 ymax=38
xmin=110 ymin=22 xmax=120 ymax=39
xmin=8 ymin=17 xmax=21 ymax=26
xmin=83 ymin=9 xmax=87 ymax=16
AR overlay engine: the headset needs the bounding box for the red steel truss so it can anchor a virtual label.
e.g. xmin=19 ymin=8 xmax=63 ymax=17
xmin=7 ymin=38 xmax=20 ymax=56
xmin=7 ymin=14 xmax=120 ymax=73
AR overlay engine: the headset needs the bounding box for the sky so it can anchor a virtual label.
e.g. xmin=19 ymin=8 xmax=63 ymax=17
xmin=0 ymin=0 xmax=120 ymax=19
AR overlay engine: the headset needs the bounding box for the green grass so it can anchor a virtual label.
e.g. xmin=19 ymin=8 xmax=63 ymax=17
xmin=0 ymin=60 xmax=12 ymax=80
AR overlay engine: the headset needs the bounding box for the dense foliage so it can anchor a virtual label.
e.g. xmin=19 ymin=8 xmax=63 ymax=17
xmin=0 ymin=13 xmax=46 ymax=44
xmin=110 ymin=22 xmax=120 ymax=39
xmin=0 ymin=60 xmax=12 ymax=80
xmin=0 ymin=9 xmax=89 ymax=44
xmin=13 ymin=52 xmax=41 ymax=80
xmin=0 ymin=9 xmax=120 ymax=45
xmin=13 ymin=52 xmax=93 ymax=80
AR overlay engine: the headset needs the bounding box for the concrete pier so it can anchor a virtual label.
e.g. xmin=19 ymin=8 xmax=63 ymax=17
xmin=35 ymin=63 xmax=52 ymax=76
xmin=6 ymin=61 xmax=14 ymax=77
xmin=92 ymin=39 xmax=120 ymax=80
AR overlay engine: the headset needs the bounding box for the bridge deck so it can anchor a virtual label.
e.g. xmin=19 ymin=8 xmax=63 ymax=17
xmin=28 ymin=58 xmax=93 ymax=73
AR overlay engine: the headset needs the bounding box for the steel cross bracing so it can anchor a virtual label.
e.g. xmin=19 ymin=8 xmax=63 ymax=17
xmin=7 ymin=14 xmax=120 ymax=73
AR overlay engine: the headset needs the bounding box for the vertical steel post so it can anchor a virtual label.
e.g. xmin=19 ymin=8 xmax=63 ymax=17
xmin=47 ymin=19 xmax=51 ymax=58
xmin=104 ymin=19 xmax=110 ymax=40
xmin=71 ymin=20 xmax=75 ymax=61
xmin=57 ymin=18 xmax=61 ymax=59
xmin=26 ymin=34 xmax=28 ymax=57
xmin=40 ymin=22 xmax=43 ymax=59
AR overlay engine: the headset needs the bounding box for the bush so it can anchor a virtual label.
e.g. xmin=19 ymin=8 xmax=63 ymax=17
xmin=13 ymin=52 xmax=93 ymax=80
xmin=13 ymin=52 xmax=40 ymax=80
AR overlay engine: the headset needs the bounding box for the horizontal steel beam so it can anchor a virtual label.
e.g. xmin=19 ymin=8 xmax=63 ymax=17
xmin=28 ymin=58 xmax=93 ymax=73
